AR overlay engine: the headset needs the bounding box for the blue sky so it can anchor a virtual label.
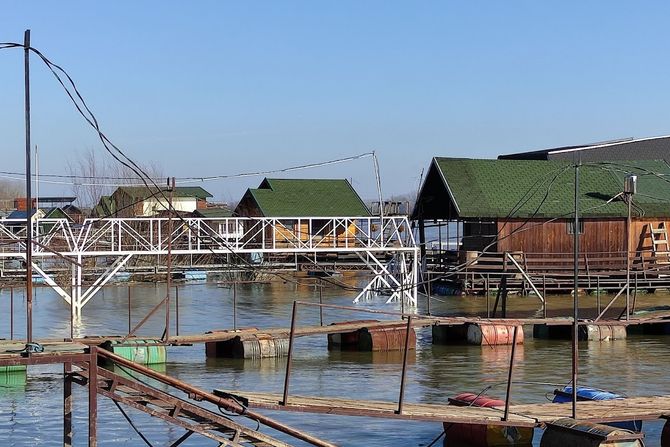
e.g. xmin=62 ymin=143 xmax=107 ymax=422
xmin=2 ymin=2 xmax=670 ymax=203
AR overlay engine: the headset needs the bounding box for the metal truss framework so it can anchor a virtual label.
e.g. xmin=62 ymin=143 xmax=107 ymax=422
xmin=0 ymin=216 xmax=418 ymax=315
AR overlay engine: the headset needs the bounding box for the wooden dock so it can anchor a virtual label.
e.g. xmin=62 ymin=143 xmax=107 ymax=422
xmin=72 ymin=308 xmax=670 ymax=347
xmin=213 ymin=389 xmax=670 ymax=428
xmin=0 ymin=340 xmax=89 ymax=366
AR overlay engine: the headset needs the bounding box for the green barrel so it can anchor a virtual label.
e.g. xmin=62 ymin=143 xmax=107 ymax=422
xmin=0 ymin=365 xmax=27 ymax=373
xmin=0 ymin=370 xmax=27 ymax=391
xmin=100 ymin=339 xmax=166 ymax=365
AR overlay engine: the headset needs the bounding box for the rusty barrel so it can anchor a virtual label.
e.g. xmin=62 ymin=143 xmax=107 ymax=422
xmin=328 ymin=320 xmax=415 ymax=351
xmin=467 ymin=323 xmax=524 ymax=346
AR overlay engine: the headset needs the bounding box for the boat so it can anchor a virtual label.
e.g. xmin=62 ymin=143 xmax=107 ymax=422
xmin=552 ymin=386 xmax=642 ymax=431
xmin=444 ymin=392 xmax=534 ymax=446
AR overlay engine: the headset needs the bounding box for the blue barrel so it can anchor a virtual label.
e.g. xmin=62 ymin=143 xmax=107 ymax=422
xmin=553 ymin=386 xmax=642 ymax=432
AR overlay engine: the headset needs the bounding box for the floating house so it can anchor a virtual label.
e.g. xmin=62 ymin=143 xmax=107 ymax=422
xmin=234 ymin=178 xmax=371 ymax=247
xmin=412 ymin=157 xmax=670 ymax=292
xmin=498 ymin=135 xmax=670 ymax=162
xmin=110 ymin=186 xmax=212 ymax=218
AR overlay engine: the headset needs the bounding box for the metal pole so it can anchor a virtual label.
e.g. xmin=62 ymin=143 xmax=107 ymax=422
xmin=542 ymin=274 xmax=547 ymax=319
xmin=396 ymin=315 xmax=413 ymax=414
xmin=626 ymin=195 xmax=631 ymax=321
xmin=64 ymin=362 xmax=73 ymax=447
xmin=632 ymin=272 xmax=638 ymax=315
xmin=127 ymin=286 xmax=131 ymax=334
xmin=175 ymin=285 xmax=180 ymax=336
xmin=427 ymin=271 xmax=432 ymax=316
xmin=24 ymin=29 xmax=33 ymax=346
xmin=282 ymin=301 xmax=298 ymax=405
xmin=233 ymin=281 xmax=237 ymax=331
xmin=571 ymin=158 xmax=580 ymax=420
xmin=596 ymin=277 xmax=601 ymax=316
xmin=165 ymin=177 xmax=174 ymax=342
xmin=10 ymin=287 xmax=14 ymax=340
xmin=70 ymin=283 xmax=74 ymax=341
xmin=88 ymin=347 xmax=98 ymax=447
xmin=486 ymin=274 xmax=491 ymax=318
xmin=318 ymin=279 xmax=323 ymax=326
xmin=503 ymin=326 xmax=519 ymax=421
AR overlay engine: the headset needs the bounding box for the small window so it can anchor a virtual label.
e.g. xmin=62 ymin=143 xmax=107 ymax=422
xmin=567 ymin=220 xmax=584 ymax=235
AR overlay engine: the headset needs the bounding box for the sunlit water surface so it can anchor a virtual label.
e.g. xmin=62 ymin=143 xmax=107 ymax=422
xmin=0 ymin=279 xmax=668 ymax=446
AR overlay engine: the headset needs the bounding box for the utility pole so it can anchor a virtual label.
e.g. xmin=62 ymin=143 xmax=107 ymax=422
xmin=24 ymin=29 xmax=33 ymax=346
xmin=164 ymin=177 xmax=175 ymax=342
xmin=624 ymin=174 xmax=637 ymax=321
xmin=571 ymin=155 xmax=580 ymax=419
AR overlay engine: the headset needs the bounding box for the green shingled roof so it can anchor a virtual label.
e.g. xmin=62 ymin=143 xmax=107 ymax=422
xmin=433 ymin=158 xmax=670 ymax=218
xmin=243 ymin=178 xmax=371 ymax=217
xmin=91 ymin=195 xmax=116 ymax=218
xmin=116 ymin=186 xmax=212 ymax=200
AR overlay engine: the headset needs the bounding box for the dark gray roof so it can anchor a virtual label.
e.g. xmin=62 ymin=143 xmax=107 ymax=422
xmin=499 ymin=135 xmax=670 ymax=162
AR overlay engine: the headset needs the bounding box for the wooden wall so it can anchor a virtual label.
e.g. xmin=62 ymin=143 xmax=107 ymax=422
xmin=496 ymin=218 xmax=626 ymax=254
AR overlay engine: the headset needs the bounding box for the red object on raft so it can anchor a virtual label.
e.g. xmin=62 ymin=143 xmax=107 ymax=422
xmin=449 ymin=392 xmax=506 ymax=408
xmin=444 ymin=393 xmax=533 ymax=447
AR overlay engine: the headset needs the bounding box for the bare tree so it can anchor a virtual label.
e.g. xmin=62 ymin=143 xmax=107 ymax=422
xmin=0 ymin=179 xmax=25 ymax=211
xmin=67 ymin=148 xmax=164 ymax=208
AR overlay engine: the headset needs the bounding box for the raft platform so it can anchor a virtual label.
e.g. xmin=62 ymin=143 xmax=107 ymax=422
xmin=213 ymin=389 xmax=670 ymax=428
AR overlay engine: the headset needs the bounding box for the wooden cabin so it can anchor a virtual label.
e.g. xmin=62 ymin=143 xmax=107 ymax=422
xmin=234 ymin=178 xmax=371 ymax=248
xmin=412 ymin=157 xmax=670 ymax=291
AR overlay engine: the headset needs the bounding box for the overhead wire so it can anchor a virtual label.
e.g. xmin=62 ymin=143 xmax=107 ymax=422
xmin=9 ymin=41 xmax=670 ymax=300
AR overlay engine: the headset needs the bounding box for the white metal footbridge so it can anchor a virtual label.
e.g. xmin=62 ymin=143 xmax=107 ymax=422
xmin=0 ymin=216 xmax=418 ymax=315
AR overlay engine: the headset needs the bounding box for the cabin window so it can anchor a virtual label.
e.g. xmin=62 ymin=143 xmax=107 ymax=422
xmin=566 ymin=220 xmax=584 ymax=235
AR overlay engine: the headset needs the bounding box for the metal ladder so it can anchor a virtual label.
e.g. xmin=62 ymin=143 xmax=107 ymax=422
xmin=649 ymin=222 xmax=670 ymax=264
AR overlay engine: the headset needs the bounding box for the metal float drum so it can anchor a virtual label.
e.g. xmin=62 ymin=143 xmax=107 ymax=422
xmin=444 ymin=393 xmax=534 ymax=446
xmin=466 ymin=324 xmax=524 ymax=346
xmin=541 ymin=418 xmax=644 ymax=447
xmin=100 ymin=339 xmax=166 ymax=365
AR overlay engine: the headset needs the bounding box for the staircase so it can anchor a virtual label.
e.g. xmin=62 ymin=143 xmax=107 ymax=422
xmin=649 ymin=222 xmax=670 ymax=264
xmin=72 ymin=348 xmax=335 ymax=447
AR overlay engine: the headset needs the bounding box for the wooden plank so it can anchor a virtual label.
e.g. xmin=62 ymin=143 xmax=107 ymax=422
xmin=213 ymin=389 xmax=537 ymax=426
xmin=215 ymin=389 xmax=670 ymax=427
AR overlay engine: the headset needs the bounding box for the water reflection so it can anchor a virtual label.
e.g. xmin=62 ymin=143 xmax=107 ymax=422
xmin=0 ymin=283 xmax=669 ymax=445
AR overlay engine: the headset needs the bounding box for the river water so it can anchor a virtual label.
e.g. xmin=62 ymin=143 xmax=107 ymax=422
xmin=0 ymin=278 xmax=669 ymax=446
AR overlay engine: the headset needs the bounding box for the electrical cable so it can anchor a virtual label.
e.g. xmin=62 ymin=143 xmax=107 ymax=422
xmin=112 ymin=399 xmax=156 ymax=447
